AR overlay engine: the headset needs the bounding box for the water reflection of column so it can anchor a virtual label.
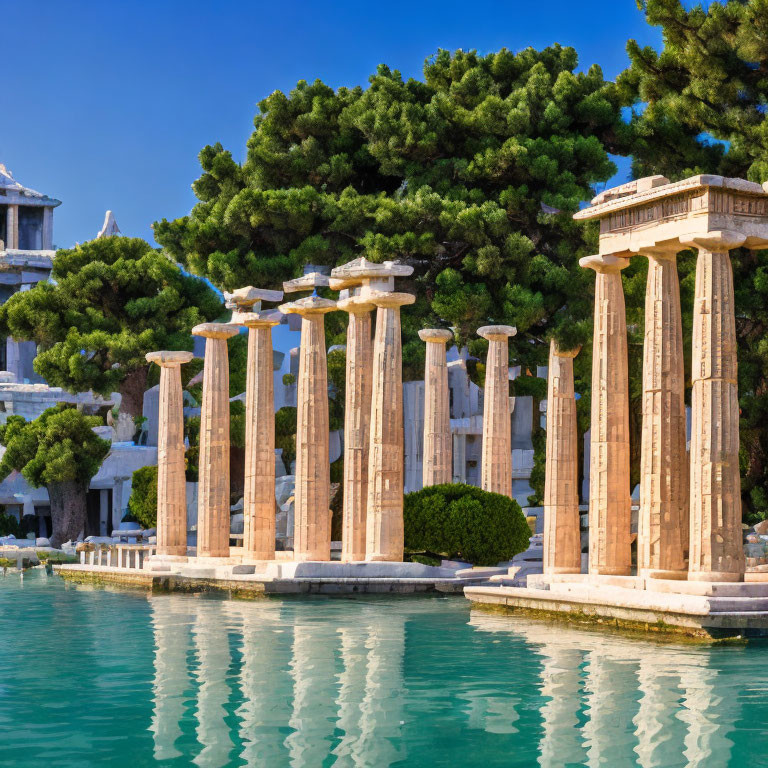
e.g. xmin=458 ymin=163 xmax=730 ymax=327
xmin=191 ymin=598 xmax=234 ymax=767
xmin=333 ymin=623 xmax=371 ymax=763
xmin=356 ymin=614 xmax=406 ymax=765
xmin=538 ymin=646 xmax=586 ymax=767
xmin=150 ymin=596 xmax=193 ymax=762
xmin=582 ymin=651 xmax=638 ymax=768
xmin=223 ymin=600 xmax=293 ymax=766
xmin=286 ymin=620 xmax=340 ymax=767
xmin=678 ymin=664 xmax=734 ymax=767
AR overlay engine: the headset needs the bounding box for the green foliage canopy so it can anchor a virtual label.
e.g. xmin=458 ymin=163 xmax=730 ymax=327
xmin=0 ymin=236 xmax=222 ymax=414
xmin=155 ymin=46 xmax=625 ymax=377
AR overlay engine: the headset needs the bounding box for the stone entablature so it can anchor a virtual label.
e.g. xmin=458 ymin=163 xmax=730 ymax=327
xmin=574 ymin=175 xmax=768 ymax=256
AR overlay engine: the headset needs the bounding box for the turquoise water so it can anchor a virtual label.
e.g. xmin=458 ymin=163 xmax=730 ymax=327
xmin=2 ymin=572 xmax=768 ymax=767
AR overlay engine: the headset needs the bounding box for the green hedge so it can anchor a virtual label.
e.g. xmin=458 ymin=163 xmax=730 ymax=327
xmin=129 ymin=465 xmax=158 ymax=529
xmin=404 ymin=483 xmax=530 ymax=566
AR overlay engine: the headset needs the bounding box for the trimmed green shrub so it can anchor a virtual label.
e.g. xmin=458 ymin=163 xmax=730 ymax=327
xmin=404 ymin=483 xmax=529 ymax=566
xmin=129 ymin=465 xmax=158 ymax=529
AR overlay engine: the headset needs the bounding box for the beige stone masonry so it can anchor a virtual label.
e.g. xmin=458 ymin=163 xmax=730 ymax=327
xmin=682 ymin=231 xmax=746 ymax=582
xmin=240 ymin=313 xmax=281 ymax=559
xmin=366 ymin=291 xmax=415 ymax=562
xmin=580 ymin=254 xmax=632 ymax=576
xmin=419 ymin=329 xmax=453 ymax=487
xmin=146 ymin=350 xmax=194 ymax=557
xmin=336 ymin=296 xmax=374 ymax=562
xmin=278 ymin=295 xmax=337 ymax=561
xmin=477 ymin=325 xmax=517 ymax=497
xmin=192 ymin=323 xmax=239 ymax=558
xmin=543 ymin=341 xmax=581 ymax=574
xmin=636 ymin=245 xmax=688 ymax=578
xmin=228 ymin=286 xmax=283 ymax=561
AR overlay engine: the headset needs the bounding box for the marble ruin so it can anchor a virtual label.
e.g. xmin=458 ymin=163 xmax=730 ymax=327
xmin=419 ymin=329 xmax=453 ymax=487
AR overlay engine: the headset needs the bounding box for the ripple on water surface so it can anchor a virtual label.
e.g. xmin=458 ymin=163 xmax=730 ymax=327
xmin=1 ymin=571 xmax=768 ymax=767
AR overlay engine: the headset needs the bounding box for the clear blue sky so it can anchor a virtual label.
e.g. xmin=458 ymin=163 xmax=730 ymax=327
xmin=5 ymin=0 xmax=663 ymax=249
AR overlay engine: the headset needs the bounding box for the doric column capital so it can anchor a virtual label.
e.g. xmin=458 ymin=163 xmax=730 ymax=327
xmin=146 ymin=350 xmax=195 ymax=367
xmin=367 ymin=291 xmax=415 ymax=309
xmin=632 ymin=241 xmax=681 ymax=261
xmin=550 ymin=340 xmax=580 ymax=358
xmin=477 ymin=325 xmax=517 ymax=341
xmin=236 ymin=312 xmax=281 ymax=329
xmin=192 ymin=322 xmax=240 ymax=340
xmin=679 ymin=230 xmax=746 ymax=252
xmin=336 ymin=296 xmax=376 ymax=314
xmin=418 ymin=328 xmax=453 ymax=344
xmin=278 ymin=296 xmax=337 ymax=316
xmin=579 ymin=254 xmax=631 ymax=273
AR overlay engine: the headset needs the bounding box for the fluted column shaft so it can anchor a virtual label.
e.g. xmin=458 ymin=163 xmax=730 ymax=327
xmin=6 ymin=205 xmax=18 ymax=249
xmin=638 ymin=249 xmax=688 ymax=577
xmin=338 ymin=302 xmax=373 ymax=562
xmin=582 ymin=255 xmax=631 ymax=576
xmin=366 ymin=293 xmax=414 ymax=561
xmin=242 ymin=317 xmax=279 ymax=559
xmin=478 ymin=325 xmax=516 ymax=497
xmin=295 ymin=310 xmax=332 ymax=561
xmin=543 ymin=341 xmax=581 ymax=574
xmin=148 ymin=351 xmax=193 ymax=557
xmin=193 ymin=323 xmax=238 ymax=558
xmin=419 ymin=329 xmax=453 ymax=487
xmin=683 ymin=232 xmax=746 ymax=582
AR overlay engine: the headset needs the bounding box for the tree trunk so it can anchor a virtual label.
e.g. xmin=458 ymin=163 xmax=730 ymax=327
xmin=119 ymin=365 xmax=149 ymax=418
xmin=47 ymin=481 xmax=89 ymax=548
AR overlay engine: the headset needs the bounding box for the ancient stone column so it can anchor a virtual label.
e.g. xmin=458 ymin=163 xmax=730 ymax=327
xmin=241 ymin=314 xmax=280 ymax=560
xmin=366 ymin=291 xmax=415 ymax=561
xmin=543 ymin=341 xmax=581 ymax=575
xmin=278 ymin=296 xmax=337 ymax=561
xmin=192 ymin=322 xmax=239 ymax=558
xmin=146 ymin=350 xmax=194 ymax=558
xmin=477 ymin=325 xmax=517 ymax=497
xmin=637 ymin=246 xmax=688 ymax=578
xmin=419 ymin=329 xmax=453 ymax=487
xmin=680 ymin=231 xmax=746 ymax=582
xmin=337 ymin=297 xmax=374 ymax=562
xmin=580 ymin=254 xmax=632 ymax=576
xmin=6 ymin=205 xmax=18 ymax=249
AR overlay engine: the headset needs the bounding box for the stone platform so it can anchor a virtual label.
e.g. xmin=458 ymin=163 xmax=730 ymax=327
xmin=55 ymin=559 xmax=491 ymax=596
xmin=464 ymin=573 xmax=768 ymax=639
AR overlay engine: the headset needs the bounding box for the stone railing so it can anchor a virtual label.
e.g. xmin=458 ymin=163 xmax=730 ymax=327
xmin=78 ymin=542 xmax=156 ymax=569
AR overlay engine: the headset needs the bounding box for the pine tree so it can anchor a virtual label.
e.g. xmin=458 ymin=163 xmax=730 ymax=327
xmin=620 ymin=0 xmax=768 ymax=519
xmin=155 ymin=47 xmax=626 ymax=380
xmin=0 ymin=236 xmax=222 ymax=417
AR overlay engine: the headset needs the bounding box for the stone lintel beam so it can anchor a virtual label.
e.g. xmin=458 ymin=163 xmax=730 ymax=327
xmin=283 ymin=273 xmax=330 ymax=293
xmin=191 ymin=323 xmax=239 ymax=558
xmin=419 ymin=329 xmax=453 ymax=488
xmin=477 ymin=324 xmax=517 ymax=497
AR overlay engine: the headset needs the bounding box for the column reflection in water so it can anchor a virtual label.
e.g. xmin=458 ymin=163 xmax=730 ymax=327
xmin=285 ymin=616 xmax=341 ymax=766
xmin=223 ymin=599 xmax=293 ymax=765
xmin=190 ymin=598 xmax=235 ymax=767
xmin=150 ymin=596 xmax=194 ymax=762
xmin=469 ymin=610 xmax=735 ymax=768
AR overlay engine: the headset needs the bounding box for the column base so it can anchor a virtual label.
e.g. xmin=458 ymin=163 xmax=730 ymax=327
xmin=547 ymin=566 xmax=581 ymax=575
xmin=241 ymin=551 xmax=276 ymax=562
xmin=149 ymin=553 xmax=188 ymax=562
xmin=642 ymin=568 xmax=688 ymax=581
xmin=341 ymin=553 xmax=366 ymax=563
xmin=292 ymin=552 xmax=331 ymax=562
xmin=688 ymin=570 xmax=744 ymax=583
xmin=589 ymin=566 xmax=632 ymax=576
xmin=365 ymin=553 xmax=403 ymax=563
xmin=196 ymin=551 xmax=231 ymax=560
